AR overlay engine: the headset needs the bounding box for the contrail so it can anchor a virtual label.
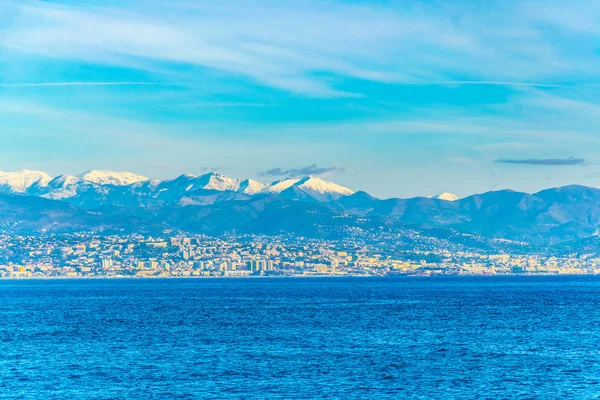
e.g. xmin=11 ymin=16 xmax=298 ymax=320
xmin=0 ymin=82 xmax=156 ymax=87
xmin=435 ymin=81 xmax=566 ymax=88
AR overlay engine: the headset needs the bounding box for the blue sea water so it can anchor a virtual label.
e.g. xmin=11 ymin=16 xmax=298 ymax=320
xmin=1 ymin=277 xmax=600 ymax=399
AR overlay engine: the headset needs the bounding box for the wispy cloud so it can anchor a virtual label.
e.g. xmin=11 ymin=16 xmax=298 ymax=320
xmin=473 ymin=142 xmax=536 ymax=152
xmin=494 ymin=157 xmax=585 ymax=166
xmin=0 ymin=82 xmax=155 ymax=87
xmin=435 ymin=81 xmax=567 ymax=88
xmin=260 ymin=165 xmax=344 ymax=178
xmin=447 ymin=156 xmax=480 ymax=167
xmin=3 ymin=0 xmax=600 ymax=96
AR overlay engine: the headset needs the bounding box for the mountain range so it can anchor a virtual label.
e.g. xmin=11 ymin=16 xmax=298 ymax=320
xmin=0 ymin=169 xmax=354 ymax=207
xmin=3 ymin=169 xmax=600 ymax=251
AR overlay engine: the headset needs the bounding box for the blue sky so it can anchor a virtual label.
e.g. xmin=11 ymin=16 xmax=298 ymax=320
xmin=2 ymin=0 xmax=600 ymax=198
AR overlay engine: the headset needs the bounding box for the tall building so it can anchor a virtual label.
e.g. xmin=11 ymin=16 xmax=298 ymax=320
xmin=247 ymin=260 xmax=259 ymax=273
xmin=258 ymin=260 xmax=267 ymax=272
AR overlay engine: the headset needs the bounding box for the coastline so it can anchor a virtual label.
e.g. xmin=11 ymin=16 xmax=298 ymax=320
xmin=1 ymin=273 xmax=598 ymax=280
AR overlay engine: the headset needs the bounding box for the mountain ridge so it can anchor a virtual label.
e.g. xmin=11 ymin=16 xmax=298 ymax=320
xmin=0 ymin=169 xmax=355 ymax=207
xmin=4 ymin=168 xmax=600 ymax=247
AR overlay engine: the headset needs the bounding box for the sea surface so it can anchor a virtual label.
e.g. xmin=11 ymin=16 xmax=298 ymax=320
xmin=1 ymin=277 xmax=600 ymax=399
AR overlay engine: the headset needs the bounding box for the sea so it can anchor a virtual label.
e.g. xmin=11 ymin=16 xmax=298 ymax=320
xmin=1 ymin=276 xmax=600 ymax=399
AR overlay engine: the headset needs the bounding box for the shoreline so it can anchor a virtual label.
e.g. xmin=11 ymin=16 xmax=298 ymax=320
xmin=1 ymin=273 xmax=599 ymax=280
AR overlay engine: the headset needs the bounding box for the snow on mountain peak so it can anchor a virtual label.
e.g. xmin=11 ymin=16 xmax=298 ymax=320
xmin=433 ymin=192 xmax=459 ymax=202
xmin=159 ymin=172 xmax=265 ymax=194
xmin=294 ymin=176 xmax=354 ymax=200
xmin=260 ymin=176 xmax=353 ymax=201
xmin=261 ymin=178 xmax=301 ymax=194
xmin=78 ymin=170 xmax=149 ymax=186
xmin=39 ymin=175 xmax=86 ymax=200
xmin=0 ymin=168 xmax=356 ymax=204
xmin=196 ymin=172 xmax=242 ymax=192
xmin=238 ymin=179 xmax=267 ymax=195
xmin=0 ymin=169 xmax=52 ymax=193
xmin=51 ymin=175 xmax=80 ymax=185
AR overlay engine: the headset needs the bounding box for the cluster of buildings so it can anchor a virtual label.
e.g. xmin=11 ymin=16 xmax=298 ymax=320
xmin=0 ymin=231 xmax=599 ymax=278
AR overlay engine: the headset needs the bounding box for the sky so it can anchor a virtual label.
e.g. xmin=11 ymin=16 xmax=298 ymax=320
xmin=2 ymin=0 xmax=600 ymax=198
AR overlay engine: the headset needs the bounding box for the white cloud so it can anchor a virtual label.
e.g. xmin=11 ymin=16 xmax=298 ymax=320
xmin=435 ymin=81 xmax=567 ymax=88
xmin=0 ymin=82 xmax=155 ymax=87
xmin=3 ymin=0 xmax=600 ymax=96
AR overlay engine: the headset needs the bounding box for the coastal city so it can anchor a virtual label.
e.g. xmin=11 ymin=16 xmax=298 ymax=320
xmin=0 ymin=230 xmax=599 ymax=278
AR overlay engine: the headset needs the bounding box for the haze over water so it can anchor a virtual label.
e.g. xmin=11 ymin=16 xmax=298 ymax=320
xmin=1 ymin=277 xmax=599 ymax=399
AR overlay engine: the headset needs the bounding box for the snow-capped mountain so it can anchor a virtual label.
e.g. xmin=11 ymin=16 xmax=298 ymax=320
xmin=28 ymin=175 xmax=115 ymax=208
xmin=238 ymin=179 xmax=267 ymax=195
xmin=266 ymin=176 xmax=354 ymax=202
xmin=33 ymin=175 xmax=90 ymax=200
xmin=0 ymin=169 xmax=52 ymax=193
xmin=261 ymin=178 xmax=300 ymax=194
xmin=148 ymin=173 xmax=241 ymax=203
xmin=152 ymin=173 xmax=264 ymax=198
xmin=0 ymin=169 xmax=357 ymax=207
xmin=432 ymin=192 xmax=459 ymax=202
xmin=291 ymin=176 xmax=354 ymax=202
xmin=193 ymin=172 xmax=242 ymax=192
xmin=10 ymin=180 xmax=600 ymax=248
xmin=153 ymin=173 xmax=237 ymax=193
xmin=78 ymin=170 xmax=149 ymax=186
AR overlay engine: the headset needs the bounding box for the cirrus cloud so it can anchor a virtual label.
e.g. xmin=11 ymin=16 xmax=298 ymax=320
xmin=494 ymin=157 xmax=584 ymax=166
